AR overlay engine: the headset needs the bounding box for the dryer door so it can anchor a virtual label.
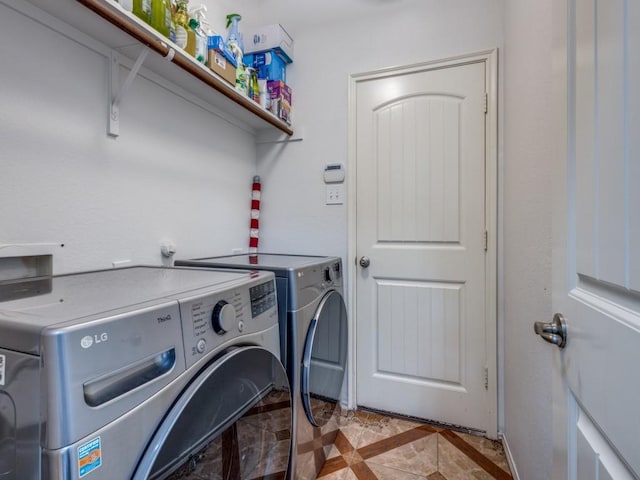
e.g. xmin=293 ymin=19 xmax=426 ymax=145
xmin=133 ymin=346 xmax=291 ymax=480
xmin=301 ymin=290 xmax=348 ymax=427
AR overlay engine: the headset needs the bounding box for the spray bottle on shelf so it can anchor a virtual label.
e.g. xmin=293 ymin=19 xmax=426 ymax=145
xmin=197 ymin=8 xmax=217 ymax=66
xmin=225 ymin=14 xmax=246 ymax=94
xmin=188 ymin=17 xmax=206 ymax=63
xmin=225 ymin=13 xmax=244 ymax=58
xmin=189 ymin=5 xmax=208 ymax=64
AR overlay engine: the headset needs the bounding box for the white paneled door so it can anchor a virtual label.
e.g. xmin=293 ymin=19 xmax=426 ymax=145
xmin=353 ymin=56 xmax=495 ymax=434
xmin=553 ymin=0 xmax=639 ymax=478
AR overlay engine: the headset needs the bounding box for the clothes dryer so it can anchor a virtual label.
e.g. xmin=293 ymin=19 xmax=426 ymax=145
xmin=0 ymin=266 xmax=291 ymax=480
xmin=175 ymin=254 xmax=349 ymax=480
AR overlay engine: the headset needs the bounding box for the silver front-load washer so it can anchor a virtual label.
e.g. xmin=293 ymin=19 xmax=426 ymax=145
xmin=0 ymin=266 xmax=291 ymax=480
xmin=175 ymin=254 xmax=349 ymax=480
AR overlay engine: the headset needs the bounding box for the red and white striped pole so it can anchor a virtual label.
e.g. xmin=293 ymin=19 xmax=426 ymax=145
xmin=249 ymin=175 xmax=261 ymax=262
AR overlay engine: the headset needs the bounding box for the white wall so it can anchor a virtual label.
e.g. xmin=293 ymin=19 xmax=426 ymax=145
xmin=0 ymin=3 xmax=257 ymax=274
xmin=502 ymin=1 xmax=554 ymax=479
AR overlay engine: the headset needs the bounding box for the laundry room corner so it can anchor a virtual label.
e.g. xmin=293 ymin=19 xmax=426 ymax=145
xmin=251 ymin=0 xmax=505 ymax=422
xmin=0 ymin=0 xmax=586 ymax=478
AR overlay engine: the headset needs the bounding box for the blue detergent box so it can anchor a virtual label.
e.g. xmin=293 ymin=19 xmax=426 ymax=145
xmin=243 ymin=50 xmax=286 ymax=82
xmin=207 ymin=36 xmax=238 ymax=68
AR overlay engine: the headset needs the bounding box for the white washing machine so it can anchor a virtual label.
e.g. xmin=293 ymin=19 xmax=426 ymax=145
xmin=175 ymin=254 xmax=349 ymax=480
xmin=0 ymin=266 xmax=291 ymax=480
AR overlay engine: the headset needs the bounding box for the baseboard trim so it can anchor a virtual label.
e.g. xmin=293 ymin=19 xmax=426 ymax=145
xmin=499 ymin=432 xmax=521 ymax=480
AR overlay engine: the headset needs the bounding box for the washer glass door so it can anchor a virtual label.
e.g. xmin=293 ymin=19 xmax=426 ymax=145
xmin=133 ymin=346 xmax=291 ymax=480
xmin=301 ymin=290 xmax=348 ymax=427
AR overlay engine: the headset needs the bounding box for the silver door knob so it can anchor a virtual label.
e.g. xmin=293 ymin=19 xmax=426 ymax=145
xmin=359 ymin=256 xmax=370 ymax=268
xmin=534 ymin=313 xmax=567 ymax=349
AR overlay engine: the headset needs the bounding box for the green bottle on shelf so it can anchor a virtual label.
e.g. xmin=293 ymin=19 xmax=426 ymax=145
xmin=249 ymin=68 xmax=260 ymax=103
xmin=151 ymin=0 xmax=171 ymax=38
xmin=133 ymin=0 xmax=152 ymax=25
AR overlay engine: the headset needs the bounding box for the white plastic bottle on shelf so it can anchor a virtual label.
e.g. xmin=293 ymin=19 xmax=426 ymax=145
xmin=119 ymin=0 xmax=133 ymax=12
xmin=258 ymin=79 xmax=268 ymax=109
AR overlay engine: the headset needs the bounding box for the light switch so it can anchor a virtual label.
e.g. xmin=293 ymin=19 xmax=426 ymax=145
xmin=326 ymin=185 xmax=344 ymax=205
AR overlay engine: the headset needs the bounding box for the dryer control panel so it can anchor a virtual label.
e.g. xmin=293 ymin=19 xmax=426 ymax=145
xmin=250 ymin=280 xmax=277 ymax=317
xmin=178 ymin=272 xmax=278 ymax=368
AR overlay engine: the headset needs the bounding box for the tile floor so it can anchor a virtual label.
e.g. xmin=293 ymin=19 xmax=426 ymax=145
xmin=317 ymin=410 xmax=513 ymax=480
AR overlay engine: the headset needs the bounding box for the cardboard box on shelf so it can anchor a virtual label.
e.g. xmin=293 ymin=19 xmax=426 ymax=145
xmin=243 ymin=50 xmax=286 ymax=82
xmin=207 ymin=35 xmax=238 ymax=86
xmin=243 ymin=24 xmax=293 ymax=63
xmin=267 ymin=80 xmax=292 ymax=124
xmin=208 ymin=51 xmax=236 ymax=86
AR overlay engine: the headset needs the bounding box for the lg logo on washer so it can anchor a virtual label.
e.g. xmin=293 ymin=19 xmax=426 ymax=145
xmin=80 ymin=333 xmax=109 ymax=349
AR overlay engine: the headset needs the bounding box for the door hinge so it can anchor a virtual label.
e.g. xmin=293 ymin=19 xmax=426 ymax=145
xmin=484 ymin=230 xmax=488 ymax=252
xmin=484 ymin=366 xmax=489 ymax=390
xmin=483 ymin=92 xmax=488 ymax=114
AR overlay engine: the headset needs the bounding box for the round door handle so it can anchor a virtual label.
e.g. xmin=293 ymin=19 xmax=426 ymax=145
xmin=359 ymin=256 xmax=370 ymax=268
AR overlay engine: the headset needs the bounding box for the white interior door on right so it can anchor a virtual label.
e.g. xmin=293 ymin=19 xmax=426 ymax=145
xmin=354 ymin=57 xmax=494 ymax=434
xmin=552 ymin=0 xmax=640 ymax=478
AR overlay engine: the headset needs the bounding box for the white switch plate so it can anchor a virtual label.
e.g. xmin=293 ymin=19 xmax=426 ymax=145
xmin=326 ymin=185 xmax=344 ymax=205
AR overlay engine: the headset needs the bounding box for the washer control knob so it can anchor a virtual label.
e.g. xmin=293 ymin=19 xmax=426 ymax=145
xmin=324 ymin=266 xmax=335 ymax=283
xmin=196 ymin=338 xmax=207 ymax=353
xmin=212 ymin=301 xmax=235 ymax=335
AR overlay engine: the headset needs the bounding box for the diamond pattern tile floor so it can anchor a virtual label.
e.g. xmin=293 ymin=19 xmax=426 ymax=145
xmin=316 ymin=410 xmax=513 ymax=480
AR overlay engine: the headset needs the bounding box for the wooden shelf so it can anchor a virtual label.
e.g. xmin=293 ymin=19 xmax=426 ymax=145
xmin=21 ymin=0 xmax=294 ymax=136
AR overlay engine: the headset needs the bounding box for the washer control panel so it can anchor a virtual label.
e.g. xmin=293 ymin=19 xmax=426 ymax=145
xmin=178 ymin=272 xmax=278 ymax=368
xmin=322 ymin=261 xmax=342 ymax=286
xmin=250 ymin=280 xmax=276 ymax=317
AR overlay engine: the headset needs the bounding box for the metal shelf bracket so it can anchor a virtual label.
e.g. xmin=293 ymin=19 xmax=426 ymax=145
xmin=255 ymin=127 xmax=305 ymax=145
xmin=255 ymin=137 xmax=303 ymax=145
xmin=108 ymin=47 xmax=150 ymax=137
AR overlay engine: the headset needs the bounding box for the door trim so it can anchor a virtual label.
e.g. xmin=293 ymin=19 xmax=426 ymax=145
xmin=551 ymin=0 xmax=569 ymax=476
xmin=347 ymin=49 xmax=499 ymax=437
